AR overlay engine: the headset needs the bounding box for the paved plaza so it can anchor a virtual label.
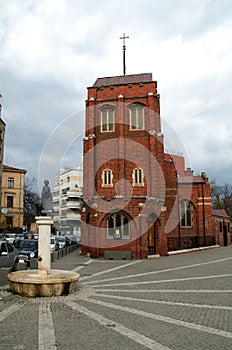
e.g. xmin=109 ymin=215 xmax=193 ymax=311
xmin=0 ymin=246 xmax=232 ymax=350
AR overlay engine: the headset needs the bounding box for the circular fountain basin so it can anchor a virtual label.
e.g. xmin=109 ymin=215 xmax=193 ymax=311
xmin=7 ymin=269 xmax=80 ymax=297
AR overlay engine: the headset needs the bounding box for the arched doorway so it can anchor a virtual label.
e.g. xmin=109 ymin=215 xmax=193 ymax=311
xmin=147 ymin=213 xmax=158 ymax=255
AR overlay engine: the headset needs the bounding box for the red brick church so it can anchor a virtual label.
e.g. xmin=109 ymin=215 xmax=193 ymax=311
xmin=81 ymin=73 xmax=231 ymax=258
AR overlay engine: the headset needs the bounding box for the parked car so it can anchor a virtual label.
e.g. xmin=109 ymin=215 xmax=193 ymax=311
xmin=0 ymin=240 xmax=19 ymax=271
xmin=65 ymin=235 xmax=78 ymax=245
xmin=55 ymin=236 xmax=69 ymax=249
xmin=15 ymin=239 xmax=38 ymax=266
xmin=5 ymin=233 xmax=18 ymax=245
xmin=17 ymin=233 xmax=27 ymax=240
xmin=50 ymin=236 xmax=59 ymax=251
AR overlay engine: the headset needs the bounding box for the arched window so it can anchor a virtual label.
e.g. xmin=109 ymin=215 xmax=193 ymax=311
xmin=129 ymin=104 xmax=144 ymax=130
xmin=101 ymin=107 xmax=115 ymax=132
xmin=107 ymin=212 xmax=130 ymax=239
xmin=102 ymin=169 xmax=113 ymax=187
xmin=132 ymin=168 xmax=144 ymax=186
xmin=179 ymin=200 xmax=192 ymax=227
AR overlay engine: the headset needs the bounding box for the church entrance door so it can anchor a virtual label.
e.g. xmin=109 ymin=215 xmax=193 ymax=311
xmin=147 ymin=223 xmax=156 ymax=255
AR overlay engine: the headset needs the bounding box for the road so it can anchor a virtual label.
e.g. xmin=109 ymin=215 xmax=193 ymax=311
xmin=0 ymin=246 xmax=232 ymax=349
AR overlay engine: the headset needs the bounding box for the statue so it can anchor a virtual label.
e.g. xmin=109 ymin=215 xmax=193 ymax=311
xmin=41 ymin=180 xmax=53 ymax=215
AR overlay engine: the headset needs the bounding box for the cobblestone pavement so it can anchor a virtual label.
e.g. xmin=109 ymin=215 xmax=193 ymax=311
xmin=1 ymin=246 xmax=232 ymax=350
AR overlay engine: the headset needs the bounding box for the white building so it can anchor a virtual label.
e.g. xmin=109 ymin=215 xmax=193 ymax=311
xmin=52 ymin=165 xmax=83 ymax=238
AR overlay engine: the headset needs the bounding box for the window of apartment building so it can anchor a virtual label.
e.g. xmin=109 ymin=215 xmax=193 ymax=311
xmin=129 ymin=104 xmax=144 ymax=130
xmin=7 ymin=196 xmax=13 ymax=208
xmin=107 ymin=212 xmax=130 ymax=239
xmin=102 ymin=169 xmax=113 ymax=187
xmin=101 ymin=107 xmax=115 ymax=132
xmin=132 ymin=168 xmax=144 ymax=186
xmin=62 ymin=187 xmax=70 ymax=195
xmin=8 ymin=177 xmax=14 ymax=188
xmin=179 ymin=200 xmax=192 ymax=227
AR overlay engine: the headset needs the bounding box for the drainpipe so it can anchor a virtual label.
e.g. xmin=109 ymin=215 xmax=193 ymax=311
xmin=177 ymin=172 xmax=181 ymax=249
xmin=201 ymin=180 xmax=206 ymax=246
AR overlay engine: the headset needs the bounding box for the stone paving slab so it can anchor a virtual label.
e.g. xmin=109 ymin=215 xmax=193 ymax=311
xmin=0 ymin=246 xmax=232 ymax=350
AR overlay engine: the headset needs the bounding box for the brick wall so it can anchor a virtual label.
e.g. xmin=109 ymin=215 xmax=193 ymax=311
xmin=81 ymin=75 xmax=217 ymax=258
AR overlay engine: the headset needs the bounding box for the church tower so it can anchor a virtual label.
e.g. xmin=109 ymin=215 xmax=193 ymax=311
xmin=81 ymin=73 xmax=177 ymax=258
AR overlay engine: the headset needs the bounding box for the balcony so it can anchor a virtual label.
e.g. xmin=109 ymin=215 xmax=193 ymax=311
xmin=66 ymin=212 xmax=81 ymax=220
xmin=66 ymin=201 xmax=82 ymax=210
xmin=67 ymin=189 xmax=82 ymax=199
xmin=53 ymin=205 xmax=60 ymax=211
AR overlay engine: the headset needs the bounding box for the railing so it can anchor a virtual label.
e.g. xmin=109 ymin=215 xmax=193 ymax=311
xmin=167 ymin=236 xmax=216 ymax=252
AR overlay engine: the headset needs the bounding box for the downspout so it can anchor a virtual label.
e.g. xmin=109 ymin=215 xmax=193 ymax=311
xmin=19 ymin=172 xmax=22 ymax=228
xmin=177 ymin=172 xmax=181 ymax=249
xmin=202 ymin=182 xmax=206 ymax=246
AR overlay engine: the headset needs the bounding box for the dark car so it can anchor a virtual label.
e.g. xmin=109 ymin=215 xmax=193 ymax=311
xmin=0 ymin=240 xmax=19 ymax=271
xmin=15 ymin=239 xmax=38 ymax=266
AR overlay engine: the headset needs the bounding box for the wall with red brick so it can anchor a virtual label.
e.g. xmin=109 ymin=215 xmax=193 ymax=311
xmin=81 ymin=75 xmax=219 ymax=258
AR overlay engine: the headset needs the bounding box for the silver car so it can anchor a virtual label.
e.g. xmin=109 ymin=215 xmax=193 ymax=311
xmin=0 ymin=240 xmax=19 ymax=271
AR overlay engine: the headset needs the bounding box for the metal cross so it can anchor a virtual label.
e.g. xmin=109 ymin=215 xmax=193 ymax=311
xmin=120 ymin=33 xmax=129 ymax=75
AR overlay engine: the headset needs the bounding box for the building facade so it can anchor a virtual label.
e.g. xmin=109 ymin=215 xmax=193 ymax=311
xmin=52 ymin=165 xmax=83 ymax=238
xmin=0 ymin=165 xmax=26 ymax=231
xmin=0 ymin=96 xmax=6 ymax=215
xmin=81 ymin=73 xmax=224 ymax=258
xmin=212 ymin=209 xmax=231 ymax=247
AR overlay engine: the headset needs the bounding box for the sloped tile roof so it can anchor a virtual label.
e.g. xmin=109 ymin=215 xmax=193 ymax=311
xmin=3 ymin=165 xmax=27 ymax=173
xmin=212 ymin=209 xmax=230 ymax=218
xmin=178 ymin=175 xmax=205 ymax=184
xmin=92 ymin=73 xmax=153 ymax=87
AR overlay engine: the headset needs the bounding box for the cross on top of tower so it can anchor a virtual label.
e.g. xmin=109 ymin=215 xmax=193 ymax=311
xmin=120 ymin=33 xmax=129 ymax=76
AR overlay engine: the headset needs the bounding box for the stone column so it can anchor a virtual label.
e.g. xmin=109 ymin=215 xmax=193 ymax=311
xmin=36 ymin=216 xmax=53 ymax=275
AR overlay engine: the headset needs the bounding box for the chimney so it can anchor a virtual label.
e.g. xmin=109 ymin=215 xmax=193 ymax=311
xmin=201 ymin=171 xmax=208 ymax=182
xmin=184 ymin=167 xmax=193 ymax=176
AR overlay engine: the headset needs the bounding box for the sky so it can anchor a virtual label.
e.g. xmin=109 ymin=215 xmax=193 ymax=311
xmin=0 ymin=0 xmax=231 ymax=193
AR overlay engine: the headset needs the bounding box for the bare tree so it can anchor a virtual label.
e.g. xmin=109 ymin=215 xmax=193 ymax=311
xmin=24 ymin=177 xmax=42 ymax=230
xmin=211 ymin=180 xmax=232 ymax=219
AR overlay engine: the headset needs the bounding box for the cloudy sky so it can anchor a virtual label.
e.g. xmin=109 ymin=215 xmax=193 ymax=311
xmin=0 ymin=0 xmax=231 ymax=192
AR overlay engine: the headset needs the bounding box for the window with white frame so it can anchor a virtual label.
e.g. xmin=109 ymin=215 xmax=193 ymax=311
xmin=130 ymin=104 xmax=144 ymax=130
xmin=8 ymin=177 xmax=14 ymax=188
xmin=132 ymin=168 xmax=144 ymax=186
xmin=107 ymin=212 xmax=130 ymax=239
xmin=179 ymin=200 xmax=192 ymax=227
xmin=102 ymin=169 xmax=113 ymax=187
xmin=101 ymin=108 xmax=115 ymax=132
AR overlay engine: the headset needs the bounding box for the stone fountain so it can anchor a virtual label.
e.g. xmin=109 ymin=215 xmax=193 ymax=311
xmin=8 ymin=217 xmax=80 ymax=297
xmin=7 ymin=181 xmax=80 ymax=297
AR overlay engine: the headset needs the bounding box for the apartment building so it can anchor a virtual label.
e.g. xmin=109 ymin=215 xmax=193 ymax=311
xmin=53 ymin=165 xmax=83 ymax=238
xmin=0 ymin=165 xmax=26 ymax=231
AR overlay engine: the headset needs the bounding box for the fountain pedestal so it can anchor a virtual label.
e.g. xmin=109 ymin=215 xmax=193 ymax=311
xmin=8 ymin=216 xmax=80 ymax=297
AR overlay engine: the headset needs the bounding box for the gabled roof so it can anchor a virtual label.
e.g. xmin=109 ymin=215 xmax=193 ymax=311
xmin=92 ymin=73 xmax=153 ymax=87
xmin=164 ymin=154 xmax=185 ymax=176
xmin=212 ymin=209 xmax=230 ymax=218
